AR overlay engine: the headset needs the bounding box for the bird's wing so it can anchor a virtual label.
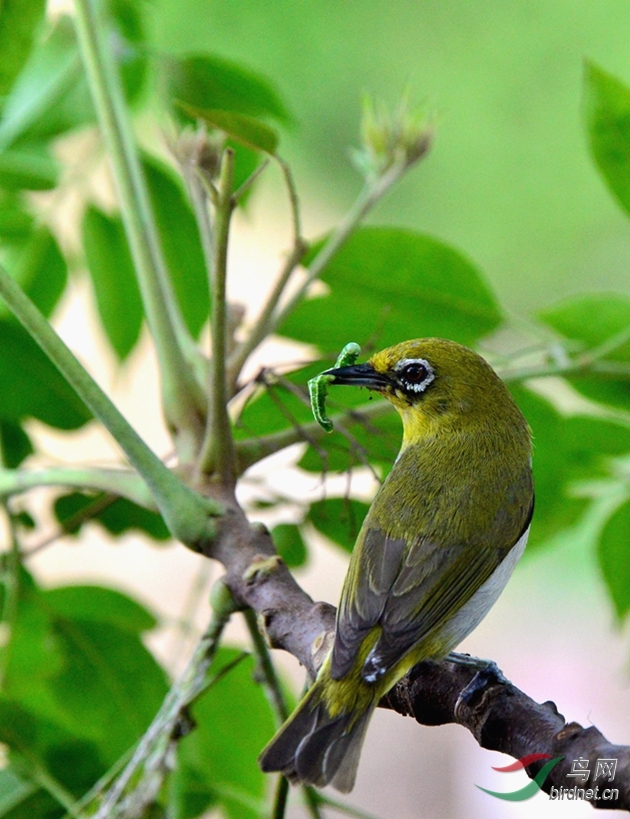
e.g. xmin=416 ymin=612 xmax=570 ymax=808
xmin=330 ymin=482 xmax=533 ymax=682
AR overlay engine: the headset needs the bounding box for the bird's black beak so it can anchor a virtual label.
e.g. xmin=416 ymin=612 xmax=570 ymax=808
xmin=323 ymin=362 xmax=391 ymax=390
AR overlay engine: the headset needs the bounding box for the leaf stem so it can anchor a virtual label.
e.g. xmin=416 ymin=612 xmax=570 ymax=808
xmin=235 ymin=398 xmax=394 ymax=474
xmin=233 ymin=157 xmax=271 ymax=204
xmin=243 ymin=607 xmax=289 ymax=723
xmin=0 ymin=505 xmax=20 ymax=689
xmin=0 ymin=467 xmax=153 ymax=507
xmin=303 ymin=787 xmax=325 ymax=819
xmin=73 ymin=0 xmax=205 ymax=460
xmin=0 ymin=264 xmax=220 ymax=548
xmin=272 ymin=774 xmax=289 ymax=819
xmin=244 ymin=607 xmax=296 ymax=819
xmin=197 ymin=148 xmax=237 ymax=482
xmin=272 ymin=160 xmax=409 ymax=331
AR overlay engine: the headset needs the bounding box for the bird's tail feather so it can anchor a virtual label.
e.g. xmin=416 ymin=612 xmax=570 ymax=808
xmin=258 ymin=683 xmax=373 ymax=793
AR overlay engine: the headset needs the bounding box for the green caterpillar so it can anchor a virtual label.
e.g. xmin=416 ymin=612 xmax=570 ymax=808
xmin=308 ymin=342 xmax=361 ymax=433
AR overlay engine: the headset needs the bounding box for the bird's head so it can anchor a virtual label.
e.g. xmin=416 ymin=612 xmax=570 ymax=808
xmin=324 ymin=338 xmax=526 ymax=445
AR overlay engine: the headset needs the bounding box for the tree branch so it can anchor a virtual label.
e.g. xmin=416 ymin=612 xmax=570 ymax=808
xmin=199 ymin=498 xmax=630 ymax=810
xmin=384 ymin=660 xmax=630 ymax=810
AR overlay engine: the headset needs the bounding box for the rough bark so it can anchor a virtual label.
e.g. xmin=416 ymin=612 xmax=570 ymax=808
xmin=203 ymin=494 xmax=630 ymax=811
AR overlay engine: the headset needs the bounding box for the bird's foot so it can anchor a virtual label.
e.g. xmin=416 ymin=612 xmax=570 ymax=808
xmin=451 ymin=654 xmax=508 ymax=717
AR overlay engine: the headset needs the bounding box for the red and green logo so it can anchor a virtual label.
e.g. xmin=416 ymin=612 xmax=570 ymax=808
xmin=476 ymin=754 xmax=564 ymax=801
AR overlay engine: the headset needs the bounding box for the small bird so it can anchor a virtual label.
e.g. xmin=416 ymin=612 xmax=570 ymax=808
xmin=259 ymin=338 xmax=533 ymax=792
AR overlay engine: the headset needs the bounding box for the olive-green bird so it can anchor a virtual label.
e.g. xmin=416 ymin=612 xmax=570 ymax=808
xmin=259 ymin=338 xmax=533 ymax=792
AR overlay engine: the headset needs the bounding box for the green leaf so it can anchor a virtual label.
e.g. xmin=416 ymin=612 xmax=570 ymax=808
xmin=168 ymin=763 xmax=218 ymax=819
xmin=1 ymin=592 xmax=65 ymax=721
xmin=308 ymin=498 xmax=370 ymax=553
xmin=178 ymin=649 xmax=273 ymax=819
xmin=0 ymin=320 xmax=91 ymax=430
xmin=0 ymin=200 xmax=33 ymax=240
xmin=235 ymin=362 xmax=323 ymax=440
xmin=1 ymin=577 xmax=167 ymax=783
xmin=82 ymin=206 xmax=143 ymax=360
xmin=0 ymin=788 xmax=60 ymax=819
xmin=0 ymin=697 xmax=106 ymax=808
xmin=298 ymin=404 xmax=401 ymax=475
xmin=54 ymin=492 xmax=170 ymax=542
xmin=0 ymin=768 xmax=37 ymax=816
xmin=598 ymin=499 xmax=630 ymax=620
xmin=539 ymin=293 xmax=630 ymax=410
xmin=0 ymin=0 xmax=46 ymax=97
xmin=510 ymin=386 xmax=630 ymax=548
xmin=585 ymin=61 xmax=630 ymax=218
xmin=44 ymin=738 xmax=105 ymax=798
xmin=271 ymin=524 xmax=307 ymax=567
xmin=177 ymin=104 xmax=279 ymax=154
xmin=279 ymin=227 xmax=502 ymax=351
xmin=166 ymin=54 xmax=290 ymax=124
xmin=108 ymin=0 xmax=148 ymax=104
xmin=42 ymin=585 xmax=157 ymax=634
xmin=0 ymin=145 xmax=57 ymax=190
xmin=0 ymin=5 xmax=145 ymax=152
xmin=0 ymin=19 xmax=88 ymax=149
xmin=0 ymin=421 xmax=33 ymax=468
xmin=143 ymin=157 xmax=210 ymax=338
xmin=45 ymin=618 xmax=167 ymax=763
xmin=235 ymin=360 xmax=401 ymax=475
xmin=1 ymin=227 xmax=67 ymax=319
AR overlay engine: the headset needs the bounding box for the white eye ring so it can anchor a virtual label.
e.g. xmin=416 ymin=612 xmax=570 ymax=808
xmin=394 ymin=357 xmax=435 ymax=393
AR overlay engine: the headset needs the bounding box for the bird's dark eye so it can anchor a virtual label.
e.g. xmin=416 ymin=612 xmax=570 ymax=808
xmin=401 ymin=363 xmax=427 ymax=383
xmin=394 ymin=358 xmax=435 ymax=395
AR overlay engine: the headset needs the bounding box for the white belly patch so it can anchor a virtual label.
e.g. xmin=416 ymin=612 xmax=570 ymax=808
xmin=438 ymin=525 xmax=530 ymax=651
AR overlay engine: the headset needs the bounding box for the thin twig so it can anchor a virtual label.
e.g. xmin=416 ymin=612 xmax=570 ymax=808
xmin=168 ymin=559 xmax=214 ymax=669
xmin=227 ymin=155 xmax=307 ymax=391
xmin=233 ymin=157 xmax=271 ymax=204
xmin=244 ymin=608 xmax=295 ymax=819
xmin=0 ymin=504 xmax=20 ymax=688
xmin=197 ymin=148 xmax=237 ymax=483
xmin=272 ymin=160 xmax=409 ymax=332
xmin=271 ymin=773 xmax=289 ymax=819
xmin=227 ymin=241 xmax=307 ymax=392
xmin=235 ymin=398 xmax=394 ymax=475
xmin=276 ymin=156 xmax=303 ymax=245
xmin=30 ymin=757 xmax=80 ymax=816
xmin=243 ymin=607 xmax=289 ymax=723
xmin=22 ymin=492 xmax=118 ymax=559
xmin=302 ymin=786 xmax=325 ymax=819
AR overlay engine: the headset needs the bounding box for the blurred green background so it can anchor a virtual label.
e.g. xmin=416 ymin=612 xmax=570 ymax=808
xmin=152 ymin=0 xmax=630 ymax=314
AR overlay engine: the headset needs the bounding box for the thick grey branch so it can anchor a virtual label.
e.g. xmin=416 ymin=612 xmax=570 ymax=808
xmin=204 ymin=498 xmax=630 ymax=810
xmin=385 ymin=660 xmax=630 ymax=811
